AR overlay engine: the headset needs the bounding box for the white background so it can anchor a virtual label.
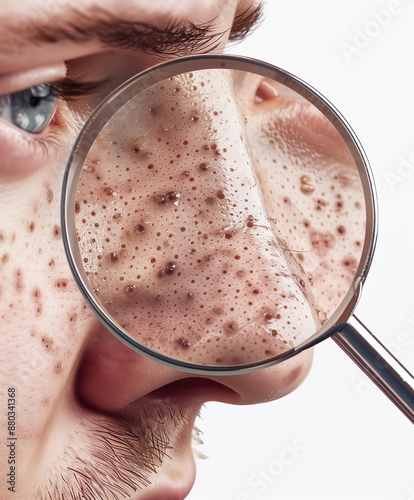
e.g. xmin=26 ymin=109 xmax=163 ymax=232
xmin=187 ymin=1 xmax=414 ymax=499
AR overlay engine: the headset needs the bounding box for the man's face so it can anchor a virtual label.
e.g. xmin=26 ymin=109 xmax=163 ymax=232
xmin=0 ymin=1 xmax=364 ymax=498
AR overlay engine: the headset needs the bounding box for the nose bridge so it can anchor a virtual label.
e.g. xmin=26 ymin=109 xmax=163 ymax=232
xmin=76 ymin=69 xmax=319 ymax=368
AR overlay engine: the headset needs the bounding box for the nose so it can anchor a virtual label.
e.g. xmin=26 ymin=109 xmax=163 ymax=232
xmin=74 ymin=70 xmax=316 ymax=411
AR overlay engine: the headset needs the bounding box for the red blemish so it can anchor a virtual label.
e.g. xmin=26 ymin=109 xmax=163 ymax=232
xmin=14 ymin=269 xmax=23 ymax=292
xmin=32 ymin=287 xmax=42 ymax=317
xmin=55 ymin=280 xmax=68 ymax=289
xmin=41 ymin=336 xmax=54 ymax=349
xmin=310 ymin=230 xmax=336 ymax=257
xmin=342 ymin=255 xmax=358 ymax=275
xmin=53 ymin=225 xmax=61 ymax=238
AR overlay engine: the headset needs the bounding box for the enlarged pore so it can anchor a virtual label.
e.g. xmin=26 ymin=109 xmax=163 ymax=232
xmin=75 ymin=69 xmax=364 ymax=366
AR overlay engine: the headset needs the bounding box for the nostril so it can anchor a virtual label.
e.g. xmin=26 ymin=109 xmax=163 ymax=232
xmin=255 ymin=79 xmax=279 ymax=103
xmin=146 ymin=377 xmax=241 ymax=404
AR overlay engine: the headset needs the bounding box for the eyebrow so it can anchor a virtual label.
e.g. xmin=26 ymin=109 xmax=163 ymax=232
xmin=6 ymin=3 xmax=264 ymax=58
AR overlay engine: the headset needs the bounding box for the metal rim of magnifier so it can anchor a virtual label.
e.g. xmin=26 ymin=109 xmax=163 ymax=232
xmin=61 ymin=54 xmax=378 ymax=376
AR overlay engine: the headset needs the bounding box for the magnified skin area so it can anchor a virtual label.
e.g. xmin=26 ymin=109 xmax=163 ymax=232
xmin=76 ymin=71 xmax=324 ymax=365
xmin=76 ymin=69 xmax=365 ymax=366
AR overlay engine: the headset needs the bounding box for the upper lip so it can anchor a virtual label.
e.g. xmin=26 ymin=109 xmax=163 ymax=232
xmin=72 ymin=378 xmax=202 ymax=500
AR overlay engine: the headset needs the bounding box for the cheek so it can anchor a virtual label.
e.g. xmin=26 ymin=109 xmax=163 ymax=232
xmin=244 ymin=102 xmax=366 ymax=317
xmin=75 ymin=72 xmax=321 ymax=367
xmin=0 ymin=147 xmax=93 ymax=435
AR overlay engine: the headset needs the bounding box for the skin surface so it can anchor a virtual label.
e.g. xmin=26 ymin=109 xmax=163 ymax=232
xmin=76 ymin=70 xmax=322 ymax=367
xmin=0 ymin=1 xmax=364 ymax=498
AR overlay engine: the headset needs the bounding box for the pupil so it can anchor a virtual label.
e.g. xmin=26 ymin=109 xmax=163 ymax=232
xmin=29 ymin=95 xmax=41 ymax=107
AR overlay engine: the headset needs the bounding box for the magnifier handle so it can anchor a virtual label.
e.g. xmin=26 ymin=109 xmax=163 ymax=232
xmin=333 ymin=314 xmax=414 ymax=424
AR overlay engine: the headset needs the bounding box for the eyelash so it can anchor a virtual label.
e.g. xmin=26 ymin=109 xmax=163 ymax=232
xmin=0 ymin=78 xmax=101 ymax=107
xmin=51 ymin=78 xmax=104 ymax=101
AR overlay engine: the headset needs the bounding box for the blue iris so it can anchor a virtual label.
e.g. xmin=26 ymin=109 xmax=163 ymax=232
xmin=0 ymin=83 xmax=58 ymax=134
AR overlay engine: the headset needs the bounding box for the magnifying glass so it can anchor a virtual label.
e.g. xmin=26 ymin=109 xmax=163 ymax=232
xmin=61 ymin=55 xmax=414 ymax=422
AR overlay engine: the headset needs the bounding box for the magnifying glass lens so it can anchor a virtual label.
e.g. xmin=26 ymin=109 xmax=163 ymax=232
xmin=69 ymin=63 xmax=367 ymax=370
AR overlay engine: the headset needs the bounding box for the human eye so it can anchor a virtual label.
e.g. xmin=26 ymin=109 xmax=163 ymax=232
xmin=0 ymin=78 xmax=101 ymax=180
xmin=0 ymin=83 xmax=58 ymax=134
